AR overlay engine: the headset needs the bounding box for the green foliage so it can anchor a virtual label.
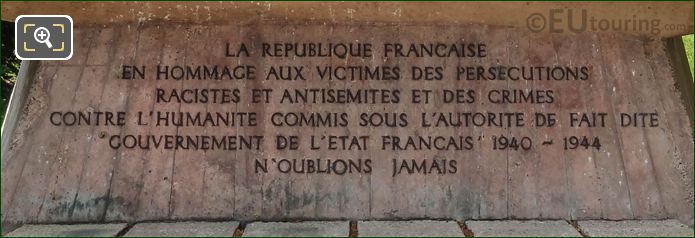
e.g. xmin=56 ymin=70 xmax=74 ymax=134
xmin=2 ymin=20 xmax=20 ymax=126
xmin=683 ymin=34 xmax=694 ymax=79
xmin=1 ymin=57 xmax=20 ymax=85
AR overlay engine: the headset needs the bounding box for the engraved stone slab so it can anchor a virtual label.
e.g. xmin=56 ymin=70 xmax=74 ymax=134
xmin=1 ymin=22 xmax=692 ymax=225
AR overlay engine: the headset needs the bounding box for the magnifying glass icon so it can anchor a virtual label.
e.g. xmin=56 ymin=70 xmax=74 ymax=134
xmin=33 ymin=27 xmax=52 ymax=48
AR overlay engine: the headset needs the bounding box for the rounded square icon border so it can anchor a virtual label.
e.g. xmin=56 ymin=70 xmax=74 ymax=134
xmin=14 ymin=15 xmax=74 ymax=60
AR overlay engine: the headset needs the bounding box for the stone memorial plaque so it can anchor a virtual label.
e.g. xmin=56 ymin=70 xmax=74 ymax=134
xmin=1 ymin=4 xmax=693 ymax=226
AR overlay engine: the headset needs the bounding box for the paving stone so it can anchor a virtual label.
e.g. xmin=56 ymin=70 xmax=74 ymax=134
xmin=242 ymin=221 xmax=349 ymax=237
xmin=358 ymin=220 xmax=463 ymax=237
xmin=124 ymin=221 xmax=239 ymax=237
xmin=1 ymin=222 xmax=22 ymax=236
xmin=578 ymin=220 xmax=694 ymax=237
xmin=6 ymin=223 xmax=127 ymax=237
xmin=466 ymin=220 xmax=581 ymax=237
